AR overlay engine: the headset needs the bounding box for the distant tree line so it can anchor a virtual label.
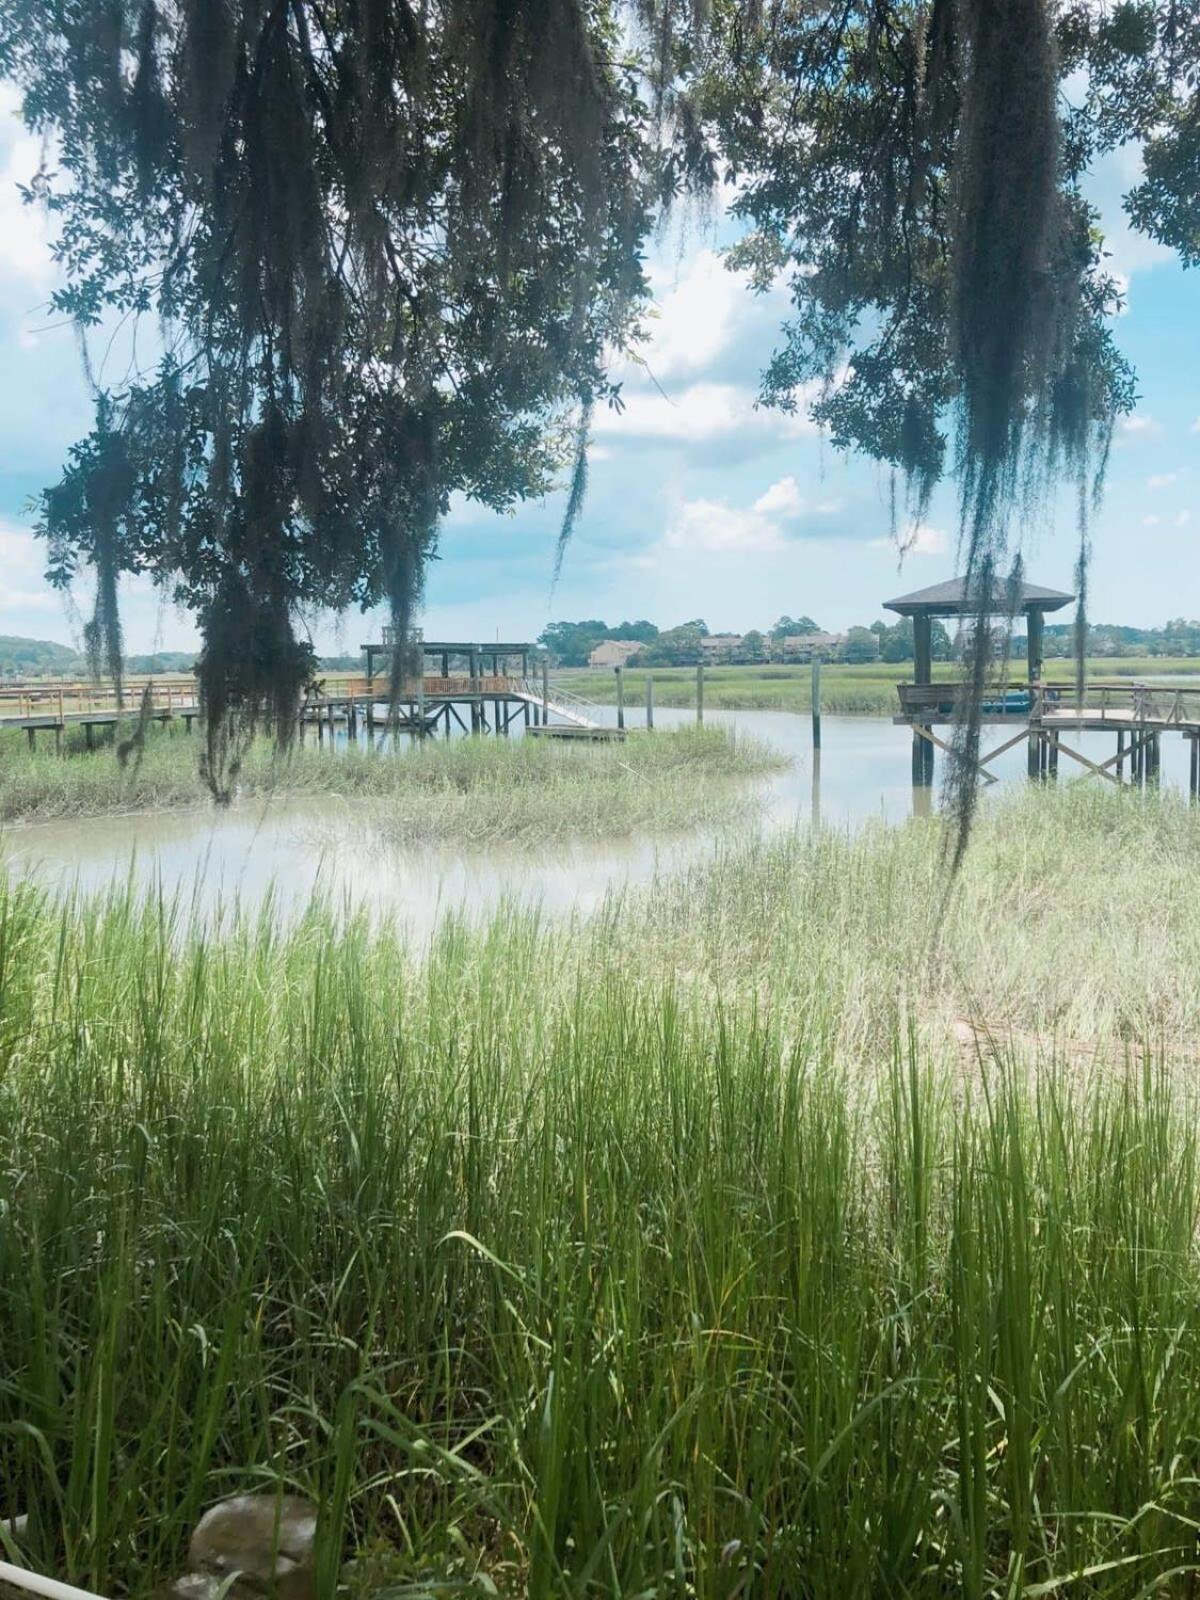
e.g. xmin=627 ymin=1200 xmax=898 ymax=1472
xmin=539 ymin=615 xmax=1200 ymax=669
xmin=538 ymin=615 xmax=953 ymax=667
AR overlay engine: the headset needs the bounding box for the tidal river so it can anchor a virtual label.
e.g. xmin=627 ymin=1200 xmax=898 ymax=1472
xmin=1 ymin=709 xmax=1192 ymax=939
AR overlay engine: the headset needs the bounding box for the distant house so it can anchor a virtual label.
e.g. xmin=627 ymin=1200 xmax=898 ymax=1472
xmin=700 ymin=634 xmax=743 ymax=661
xmin=779 ymin=631 xmax=845 ymax=660
xmin=588 ymin=639 xmax=644 ymax=669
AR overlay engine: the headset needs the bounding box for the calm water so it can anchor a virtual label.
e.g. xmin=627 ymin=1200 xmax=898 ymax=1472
xmin=1 ymin=708 xmax=1191 ymax=938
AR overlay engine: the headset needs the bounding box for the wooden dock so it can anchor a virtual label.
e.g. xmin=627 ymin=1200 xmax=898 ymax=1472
xmin=0 ymin=664 xmax=614 ymax=747
xmin=896 ymin=679 xmax=1200 ymax=791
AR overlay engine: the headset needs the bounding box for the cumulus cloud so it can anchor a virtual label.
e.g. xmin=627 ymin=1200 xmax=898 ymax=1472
xmin=0 ymin=519 xmax=60 ymax=615
xmin=664 ymin=497 xmax=786 ymax=553
xmin=753 ymin=475 xmax=805 ymax=516
xmin=869 ymin=522 xmax=949 ymax=556
xmin=593 ymin=382 xmax=818 ymax=446
xmin=1118 ymin=414 xmax=1160 ymax=437
xmin=1147 ymin=470 xmax=1184 ymax=489
xmin=0 ymin=87 xmax=56 ymax=293
xmin=640 ymin=250 xmax=750 ymax=380
xmin=658 ymin=476 xmax=851 ymax=556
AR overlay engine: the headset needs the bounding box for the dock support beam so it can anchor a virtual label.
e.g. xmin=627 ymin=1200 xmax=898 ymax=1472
xmin=645 ymin=674 xmax=654 ymax=730
xmin=696 ymin=662 xmax=704 ymax=726
xmin=615 ymin=666 xmax=625 ymax=731
xmin=911 ymin=723 xmax=935 ymax=786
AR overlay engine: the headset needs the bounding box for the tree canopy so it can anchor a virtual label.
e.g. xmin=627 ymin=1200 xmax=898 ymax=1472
xmin=0 ymin=0 xmax=704 ymax=793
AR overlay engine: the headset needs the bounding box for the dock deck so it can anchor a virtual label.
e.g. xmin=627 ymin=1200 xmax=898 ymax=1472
xmin=896 ymin=679 xmax=1200 ymax=790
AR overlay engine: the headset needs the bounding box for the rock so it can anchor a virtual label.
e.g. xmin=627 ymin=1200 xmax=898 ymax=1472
xmin=188 ymin=1495 xmax=318 ymax=1600
xmin=161 ymin=1575 xmax=227 ymax=1600
xmin=1 ymin=1513 xmax=28 ymax=1545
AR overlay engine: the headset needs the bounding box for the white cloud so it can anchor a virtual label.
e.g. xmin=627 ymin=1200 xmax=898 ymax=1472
xmin=1191 ymin=418 xmax=1200 ymax=435
xmin=1177 ymin=510 xmax=1192 ymax=527
xmin=594 ymin=382 xmax=818 ymax=445
xmin=594 ymin=383 xmax=734 ymax=442
xmin=1142 ymin=514 xmax=1162 ymax=527
xmin=1083 ymin=141 xmax=1174 ymax=289
xmin=641 ymin=250 xmax=749 ymax=380
xmin=0 ymin=519 xmax=61 ymax=616
xmin=655 ymin=476 xmax=861 ymax=559
xmin=869 ymin=522 xmax=949 ymax=556
xmin=0 ymin=88 xmax=57 ymax=293
xmin=1119 ymin=414 xmax=1160 ymax=436
xmin=1147 ymin=470 xmax=1184 ymax=489
xmin=664 ymin=497 xmax=786 ymax=554
xmin=753 ymin=475 xmax=805 ymax=516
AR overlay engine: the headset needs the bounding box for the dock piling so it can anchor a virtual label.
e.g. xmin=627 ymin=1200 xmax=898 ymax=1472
xmin=811 ymin=655 xmax=821 ymax=749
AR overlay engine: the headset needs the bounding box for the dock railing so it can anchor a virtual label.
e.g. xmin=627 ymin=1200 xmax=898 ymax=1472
xmin=0 ymin=677 xmax=198 ymax=722
xmin=517 ymin=677 xmax=604 ymax=729
xmin=898 ymin=677 xmax=1200 ymax=728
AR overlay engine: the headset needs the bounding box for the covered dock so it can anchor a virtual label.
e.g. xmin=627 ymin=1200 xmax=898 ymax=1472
xmin=887 ymin=576 xmax=1200 ymax=791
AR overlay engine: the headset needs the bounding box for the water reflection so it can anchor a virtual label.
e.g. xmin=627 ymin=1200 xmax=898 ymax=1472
xmin=3 ymin=708 xmax=1195 ymax=937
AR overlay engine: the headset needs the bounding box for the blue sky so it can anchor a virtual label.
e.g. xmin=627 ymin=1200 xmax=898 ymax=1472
xmin=0 ymin=88 xmax=1194 ymax=654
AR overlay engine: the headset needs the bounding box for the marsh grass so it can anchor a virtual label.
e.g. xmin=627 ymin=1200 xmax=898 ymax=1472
xmin=565 ymin=658 xmax=1200 ymax=716
xmin=0 ymin=725 xmax=784 ymax=843
xmin=3 ymin=788 xmax=1200 ymax=1596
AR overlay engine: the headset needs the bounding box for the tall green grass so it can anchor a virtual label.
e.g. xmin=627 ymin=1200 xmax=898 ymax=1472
xmin=3 ymin=788 xmax=1200 ymax=1596
xmin=0 ymin=725 xmax=783 ymax=842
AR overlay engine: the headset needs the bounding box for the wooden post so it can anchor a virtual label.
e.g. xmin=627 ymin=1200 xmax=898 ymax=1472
xmin=1026 ymin=609 xmax=1044 ymax=686
xmin=811 ymin=654 xmax=822 ymax=749
xmin=811 ymin=748 xmax=821 ymax=828
xmin=26 ymin=726 xmax=35 ymax=751
xmin=417 ymin=674 xmax=426 ymax=739
xmin=696 ymin=661 xmax=704 ymax=725
xmin=645 ymin=674 xmax=654 ymax=730
xmin=1191 ymin=735 xmax=1199 ymax=800
xmin=542 ymin=657 xmax=550 ymax=725
xmin=615 ymin=666 xmax=625 ymax=731
xmin=84 ymin=722 xmax=94 ymax=751
xmin=913 ymin=615 xmax=932 ymax=687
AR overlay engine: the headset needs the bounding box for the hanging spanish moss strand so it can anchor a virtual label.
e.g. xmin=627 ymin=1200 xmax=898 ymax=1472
xmin=553 ymin=401 xmax=594 ymax=587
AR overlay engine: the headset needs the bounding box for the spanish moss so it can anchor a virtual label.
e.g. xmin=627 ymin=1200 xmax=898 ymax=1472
xmin=2 ymin=0 xmax=709 ymax=796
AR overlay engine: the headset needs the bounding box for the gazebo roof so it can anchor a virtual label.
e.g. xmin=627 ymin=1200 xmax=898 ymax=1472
xmin=883 ymin=576 xmax=1075 ymax=619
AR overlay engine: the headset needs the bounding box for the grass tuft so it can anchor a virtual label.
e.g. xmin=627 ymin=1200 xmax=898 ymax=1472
xmin=0 ymin=724 xmax=785 ymax=842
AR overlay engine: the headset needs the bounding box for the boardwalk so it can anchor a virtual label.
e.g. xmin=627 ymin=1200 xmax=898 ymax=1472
xmin=0 ymin=667 xmax=615 ymax=745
